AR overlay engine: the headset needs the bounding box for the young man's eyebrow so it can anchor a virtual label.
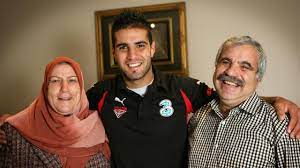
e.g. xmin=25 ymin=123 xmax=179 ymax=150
xmin=115 ymin=43 xmax=128 ymax=48
xmin=135 ymin=41 xmax=148 ymax=45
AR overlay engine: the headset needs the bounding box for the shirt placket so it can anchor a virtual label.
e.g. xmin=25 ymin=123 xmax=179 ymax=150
xmin=208 ymin=108 xmax=238 ymax=167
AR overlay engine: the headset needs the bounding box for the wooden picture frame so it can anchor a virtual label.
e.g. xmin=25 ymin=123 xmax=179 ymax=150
xmin=95 ymin=2 xmax=188 ymax=80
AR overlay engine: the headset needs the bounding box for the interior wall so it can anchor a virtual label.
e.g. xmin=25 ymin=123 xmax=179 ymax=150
xmin=0 ymin=0 xmax=299 ymax=114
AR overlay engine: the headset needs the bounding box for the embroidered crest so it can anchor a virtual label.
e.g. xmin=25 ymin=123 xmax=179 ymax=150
xmin=159 ymin=99 xmax=174 ymax=117
xmin=113 ymin=106 xmax=127 ymax=118
xmin=113 ymin=97 xmax=127 ymax=118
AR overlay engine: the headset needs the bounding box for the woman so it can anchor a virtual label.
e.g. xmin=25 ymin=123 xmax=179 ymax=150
xmin=0 ymin=57 xmax=110 ymax=167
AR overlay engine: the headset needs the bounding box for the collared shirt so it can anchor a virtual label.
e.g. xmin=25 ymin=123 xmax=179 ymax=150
xmin=188 ymin=92 xmax=300 ymax=167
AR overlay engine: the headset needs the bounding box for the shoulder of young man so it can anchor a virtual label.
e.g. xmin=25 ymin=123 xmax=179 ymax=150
xmin=160 ymin=73 xmax=201 ymax=88
xmin=86 ymin=78 xmax=117 ymax=110
xmin=162 ymin=74 xmax=216 ymax=108
xmin=170 ymin=75 xmax=216 ymax=99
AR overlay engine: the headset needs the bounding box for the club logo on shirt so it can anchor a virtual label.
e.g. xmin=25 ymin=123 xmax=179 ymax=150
xmin=113 ymin=106 xmax=127 ymax=118
xmin=159 ymin=99 xmax=174 ymax=117
xmin=113 ymin=97 xmax=127 ymax=118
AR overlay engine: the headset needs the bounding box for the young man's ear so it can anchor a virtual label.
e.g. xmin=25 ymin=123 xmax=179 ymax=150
xmin=112 ymin=47 xmax=119 ymax=65
xmin=112 ymin=47 xmax=115 ymax=57
xmin=150 ymin=41 xmax=156 ymax=58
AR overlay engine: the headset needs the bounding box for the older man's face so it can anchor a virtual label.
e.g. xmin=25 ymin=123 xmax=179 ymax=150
xmin=213 ymin=44 xmax=260 ymax=107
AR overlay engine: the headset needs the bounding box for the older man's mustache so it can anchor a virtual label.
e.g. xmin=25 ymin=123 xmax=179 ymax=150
xmin=217 ymin=74 xmax=244 ymax=87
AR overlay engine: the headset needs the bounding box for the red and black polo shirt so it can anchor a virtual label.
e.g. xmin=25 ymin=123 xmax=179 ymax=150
xmin=87 ymin=68 xmax=215 ymax=168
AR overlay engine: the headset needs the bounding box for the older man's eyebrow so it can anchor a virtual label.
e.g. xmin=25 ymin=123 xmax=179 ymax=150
xmin=240 ymin=61 xmax=255 ymax=70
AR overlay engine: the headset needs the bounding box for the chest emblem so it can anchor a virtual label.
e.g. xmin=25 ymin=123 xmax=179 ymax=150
xmin=113 ymin=97 xmax=127 ymax=118
xmin=159 ymin=99 xmax=174 ymax=117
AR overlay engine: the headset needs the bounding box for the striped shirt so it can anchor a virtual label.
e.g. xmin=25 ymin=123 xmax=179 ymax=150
xmin=188 ymin=92 xmax=300 ymax=167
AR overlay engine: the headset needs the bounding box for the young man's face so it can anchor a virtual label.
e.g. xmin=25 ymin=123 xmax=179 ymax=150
xmin=113 ymin=28 xmax=155 ymax=87
xmin=213 ymin=44 xmax=260 ymax=108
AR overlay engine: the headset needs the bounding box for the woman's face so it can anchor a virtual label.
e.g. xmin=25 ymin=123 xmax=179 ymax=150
xmin=47 ymin=63 xmax=81 ymax=115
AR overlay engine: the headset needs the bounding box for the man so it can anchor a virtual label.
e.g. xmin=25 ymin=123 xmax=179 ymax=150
xmin=1 ymin=10 xmax=299 ymax=168
xmin=188 ymin=36 xmax=300 ymax=167
xmin=86 ymin=10 xmax=216 ymax=168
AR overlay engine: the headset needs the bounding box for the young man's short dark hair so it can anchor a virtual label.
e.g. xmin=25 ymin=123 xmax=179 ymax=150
xmin=111 ymin=10 xmax=153 ymax=48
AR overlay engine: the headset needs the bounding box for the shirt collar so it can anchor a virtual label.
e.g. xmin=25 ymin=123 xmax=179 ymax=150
xmin=150 ymin=66 xmax=169 ymax=92
xmin=238 ymin=92 xmax=263 ymax=115
xmin=116 ymin=74 xmax=127 ymax=91
xmin=210 ymin=92 xmax=263 ymax=117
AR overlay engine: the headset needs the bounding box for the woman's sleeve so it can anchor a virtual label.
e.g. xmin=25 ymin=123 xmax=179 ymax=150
xmin=0 ymin=124 xmax=11 ymax=168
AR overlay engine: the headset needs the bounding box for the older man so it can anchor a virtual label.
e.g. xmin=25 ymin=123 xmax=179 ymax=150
xmin=188 ymin=36 xmax=300 ymax=167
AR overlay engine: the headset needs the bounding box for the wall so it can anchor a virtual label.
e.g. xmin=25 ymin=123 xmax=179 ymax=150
xmin=0 ymin=0 xmax=299 ymax=114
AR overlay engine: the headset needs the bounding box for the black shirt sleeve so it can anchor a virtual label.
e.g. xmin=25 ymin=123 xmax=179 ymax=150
xmin=86 ymin=81 xmax=106 ymax=110
xmin=176 ymin=76 xmax=217 ymax=112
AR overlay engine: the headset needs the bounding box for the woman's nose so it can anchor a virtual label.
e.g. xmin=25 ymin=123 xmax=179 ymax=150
xmin=61 ymin=80 xmax=69 ymax=92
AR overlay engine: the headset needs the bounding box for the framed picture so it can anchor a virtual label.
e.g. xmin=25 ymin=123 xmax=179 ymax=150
xmin=95 ymin=2 xmax=188 ymax=80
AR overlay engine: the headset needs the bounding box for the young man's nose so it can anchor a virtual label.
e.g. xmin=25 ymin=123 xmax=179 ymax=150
xmin=127 ymin=47 xmax=137 ymax=59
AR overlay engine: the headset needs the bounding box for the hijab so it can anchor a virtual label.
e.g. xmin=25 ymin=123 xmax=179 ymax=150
xmin=6 ymin=56 xmax=109 ymax=167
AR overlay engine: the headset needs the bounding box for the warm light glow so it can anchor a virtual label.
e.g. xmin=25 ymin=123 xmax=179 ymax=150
xmin=150 ymin=23 xmax=155 ymax=28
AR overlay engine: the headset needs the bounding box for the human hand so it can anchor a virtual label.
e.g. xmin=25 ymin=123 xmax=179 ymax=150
xmin=273 ymin=97 xmax=300 ymax=139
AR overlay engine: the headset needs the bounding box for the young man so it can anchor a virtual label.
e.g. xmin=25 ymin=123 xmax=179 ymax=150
xmin=0 ymin=10 xmax=299 ymax=168
xmin=86 ymin=10 xmax=215 ymax=168
xmin=188 ymin=36 xmax=300 ymax=167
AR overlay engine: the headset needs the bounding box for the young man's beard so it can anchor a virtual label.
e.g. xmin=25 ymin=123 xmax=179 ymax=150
xmin=122 ymin=62 xmax=152 ymax=82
